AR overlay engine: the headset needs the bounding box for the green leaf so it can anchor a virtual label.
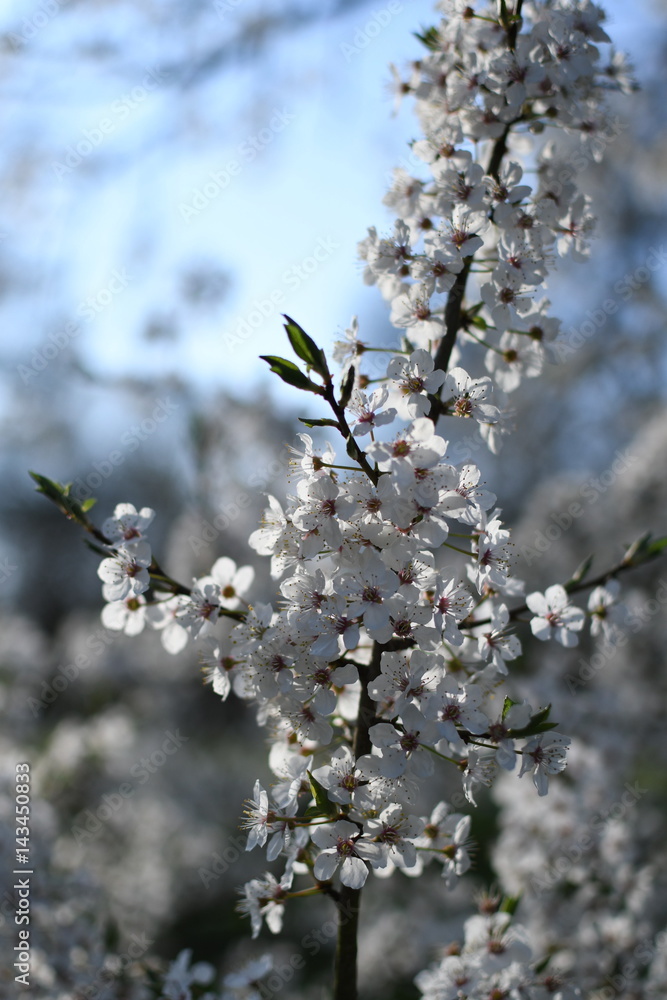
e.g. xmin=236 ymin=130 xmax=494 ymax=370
xmin=298 ymin=417 xmax=339 ymax=429
xmin=647 ymin=536 xmax=667 ymax=559
xmin=508 ymin=704 xmax=559 ymax=738
xmin=500 ymin=894 xmax=521 ymax=916
xmin=533 ymin=954 xmax=551 ymax=975
xmin=565 ymin=553 xmax=594 ymax=589
xmin=501 ymin=696 xmax=517 ymax=721
xmin=29 ymin=470 xmax=65 ymax=501
xmin=81 ymin=498 xmax=97 ymax=512
xmin=29 ymin=470 xmax=88 ymax=523
xmin=339 ymin=364 xmax=356 ymax=410
xmin=307 ymin=770 xmax=338 ymax=817
xmin=520 ymin=720 xmax=559 ymax=736
xmin=622 ymin=532 xmax=652 ymax=566
xmin=283 ymin=315 xmax=330 ymax=380
xmin=413 ymin=26 xmax=441 ymax=50
xmin=259 ymin=355 xmax=325 ymax=396
xmin=529 ymin=704 xmax=552 ymax=726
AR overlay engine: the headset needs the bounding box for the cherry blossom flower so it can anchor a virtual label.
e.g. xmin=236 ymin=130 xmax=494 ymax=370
xmin=387 ymin=348 xmax=447 ymax=419
xmin=311 ymin=820 xmax=384 ymax=888
xmin=311 ymin=746 xmax=365 ymax=805
xmin=424 ymin=677 xmax=489 ymax=748
xmin=101 ymin=502 xmax=155 ymax=546
xmin=588 ymin=579 xmax=625 ymax=641
xmin=364 ymin=704 xmax=440 ymax=779
xmin=364 ymin=803 xmax=424 ymax=870
xmin=389 ymin=282 xmax=444 ymax=345
xmin=97 ymin=541 xmax=151 ymax=602
xmin=527 ymin=584 xmax=585 ymax=647
xmin=416 ymin=801 xmax=473 ymax=886
xmin=208 ymin=556 xmax=254 ymax=610
xmin=369 ymin=649 xmax=442 ymax=717
xmin=335 ymin=549 xmax=399 ymax=642
xmin=476 ymin=603 xmax=522 ymax=674
xmin=347 ymin=386 xmax=397 ymax=437
xmin=292 ymin=475 xmax=355 ymax=549
xmin=237 ymin=871 xmax=293 ymax=938
xmin=100 ymin=595 xmax=147 ymax=636
xmin=518 ymin=732 xmax=571 ymax=796
xmin=443 ymin=368 xmax=499 ymax=424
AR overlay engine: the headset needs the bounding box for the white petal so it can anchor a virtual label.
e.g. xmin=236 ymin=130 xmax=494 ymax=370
xmin=313 ymin=851 xmax=339 ymax=881
xmin=339 ymin=856 xmax=369 ymax=889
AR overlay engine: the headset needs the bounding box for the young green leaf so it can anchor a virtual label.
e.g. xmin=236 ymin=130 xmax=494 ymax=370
xmin=259 ymin=355 xmax=325 ymax=395
xmin=646 ymin=536 xmax=667 ymax=559
xmin=339 ymin=364 xmax=356 ymax=410
xmin=298 ymin=417 xmax=339 ymax=429
xmin=508 ymin=705 xmax=559 ymax=738
xmin=501 ymin=696 xmax=518 ymax=721
xmin=565 ymin=554 xmax=594 ymax=589
xmin=30 ymin=471 xmax=87 ymax=523
xmin=307 ymin=771 xmax=338 ymax=817
xmin=283 ymin=315 xmax=330 ymax=380
xmin=500 ymin=894 xmax=521 ymax=916
xmin=413 ymin=26 xmax=441 ymax=50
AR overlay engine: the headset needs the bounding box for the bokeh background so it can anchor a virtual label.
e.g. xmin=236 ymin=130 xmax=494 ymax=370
xmin=1 ymin=0 xmax=667 ymax=997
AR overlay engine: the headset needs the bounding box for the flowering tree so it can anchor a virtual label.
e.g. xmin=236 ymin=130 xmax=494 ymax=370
xmin=32 ymin=2 xmax=665 ymax=998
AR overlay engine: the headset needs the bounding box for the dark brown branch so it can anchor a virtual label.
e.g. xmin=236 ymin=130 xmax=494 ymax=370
xmin=332 ymin=640 xmax=397 ymax=1000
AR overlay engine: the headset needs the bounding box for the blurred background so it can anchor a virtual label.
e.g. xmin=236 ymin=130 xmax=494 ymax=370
xmin=1 ymin=0 xmax=667 ymax=997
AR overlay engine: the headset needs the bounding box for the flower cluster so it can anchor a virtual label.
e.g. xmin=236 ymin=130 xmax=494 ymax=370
xmin=415 ymin=908 xmax=581 ymax=1000
xmin=63 ymin=0 xmax=637 ymax=991
xmin=353 ymin=0 xmax=632 ymax=416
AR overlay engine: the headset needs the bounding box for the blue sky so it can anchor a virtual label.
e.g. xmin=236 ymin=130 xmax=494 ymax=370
xmin=0 ymin=0 xmax=658 ymax=404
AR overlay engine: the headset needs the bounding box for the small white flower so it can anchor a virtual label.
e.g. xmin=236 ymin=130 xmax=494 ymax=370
xmin=518 ymin=732 xmax=571 ymax=796
xmin=311 ymin=746 xmax=364 ymax=805
xmin=102 ymin=503 xmax=155 ymax=546
xmin=588 ymin=580 xmax=625 ymax=641
xmin=311 ymin=820 xmax=384 ymax=888
xmin=97 ymin=541 xmax=151 ymax=602
xmin=208 ymin=556 xmax=255 ymax=609
xmin=386 ymin=349 xmax=446 ymax=419
xmin=527 ymin=584 xmax=585 ymax=647
xmin=100 ymin=595 xmax=147 ymax=636
xmin=348 ymin=386 xmax=397 ymax=437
